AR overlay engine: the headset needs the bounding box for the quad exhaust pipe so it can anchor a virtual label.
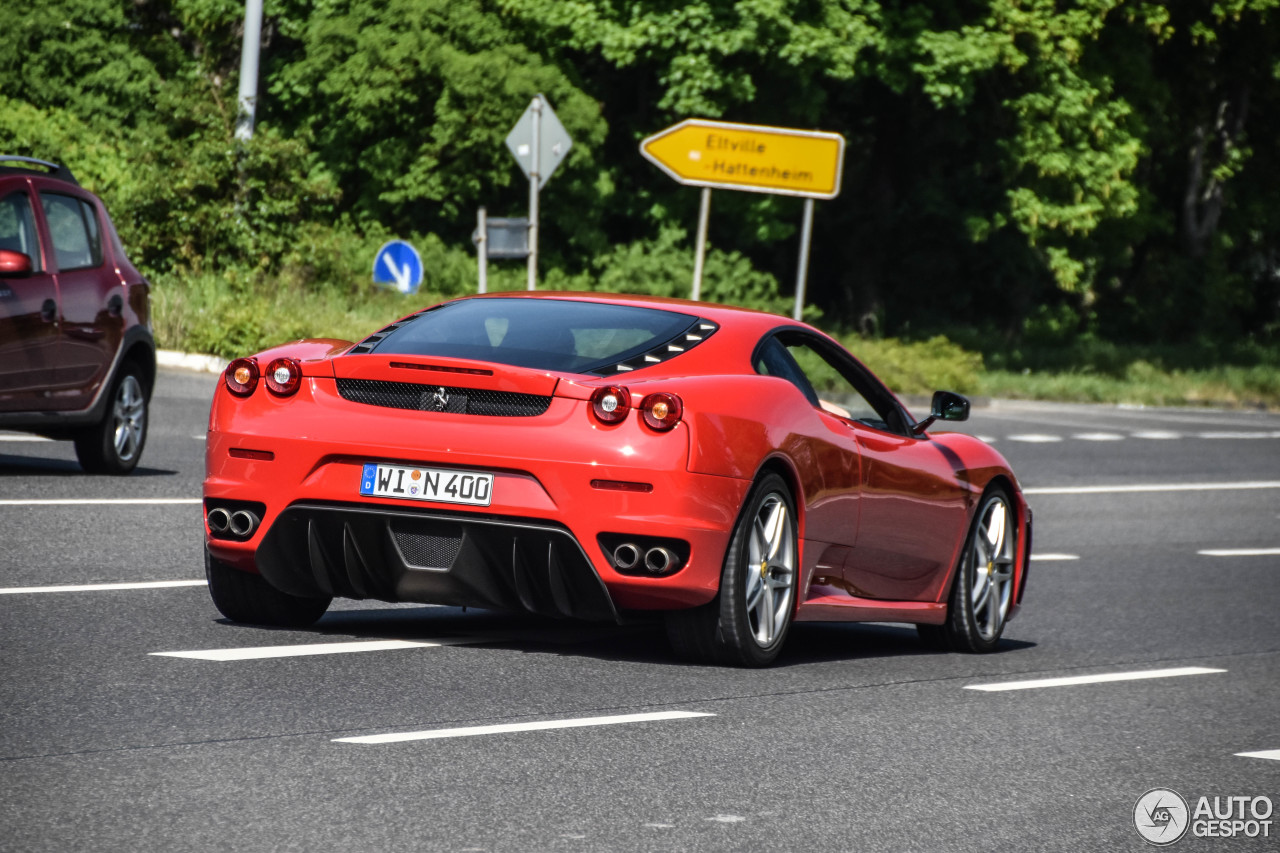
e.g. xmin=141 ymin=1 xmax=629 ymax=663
xmin=207 ymin=507 xmax=231 ymax=536
xmin=207 ymin=506 xmax=260 ymax=540
xmin=229 ymin=509 xmax=259 ymax=539
xmin=612 ymin=542 xmax=681 ymax=575
xmin=643 ymin=546 xmax=675 ymax=575
xmin=613 ymin=543 xmax=641 ymax=571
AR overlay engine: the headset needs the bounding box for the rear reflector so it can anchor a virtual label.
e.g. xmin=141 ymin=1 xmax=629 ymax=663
xmin=229 ymin=448 xmax=275 ymax=461
xmin=590 ymin=479 xmax=653 ymax=493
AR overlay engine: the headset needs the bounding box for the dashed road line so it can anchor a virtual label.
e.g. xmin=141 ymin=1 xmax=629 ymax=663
xmin=334 ymin=710 xmax=715 ymax=744
xmin=0 ymin=435 xmax=53 ymax=442
xmin=1033 ymin=553 xmax=1079 ymax=561
xmin=0 ymin=580 xmax=207 ymax=595
xmin=1008 ymin=434 xmax=1063 ymax=443
xmin=1236 ymin=750 xmax=1280 ymax=762
xmin=1025 ymin=481 xmax=1280 ymax=495
xmin=0 ymin=498 xmax=202 ymax=506
xmin=152 ymin=639 xmax=438 ymax=661
xmin=1199 ymin=547 xmax=1280 ymax=557
xmin=965 ymin=666 xmax=1226 ymax=692
xmin=1072 ymin=432 xmax=1125 ymax=441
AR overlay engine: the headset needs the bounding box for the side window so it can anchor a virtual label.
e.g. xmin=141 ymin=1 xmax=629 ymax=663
xmin=39 ymin=192 xmax=102 ymax=271
xmin=0 ymin=192 xmax=42 ymax=272
xmin=753 ymin=337 xmax=819 ymax=406
xmin=755 ymin=331 xmax=911 ymax=435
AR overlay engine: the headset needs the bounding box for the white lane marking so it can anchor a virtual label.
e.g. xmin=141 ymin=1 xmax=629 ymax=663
xmin=1008 ymin=434 xmax=1063 ymax=443
xmin=1236 ymin=750 xmax=1280 ymax=762
xmin=152 ymin=640 xmax=438 ymax=661
xmin=1025 ymin=481 xmax=1280 ymax=495
xmin=976 ymin=435 xmax=997 ymax=444
xmin=335 ymin=710 xmax=715 ymax=744
xmin=1199 ymin=431 xmax=1278 ymax=440
xmin=1072 ymin=432 xmax=1125 ymax=441
xmin=1033 ymin=553 xmax=1079 ymax=561
xmin=1199 ymin=548 xmax=1280 ymax=557
xmin=965 ymin=666 xmax=1226 ymax=692
xmin=0 ymin=498 xmax=202 ymax=506
xmin=1132 ymin=430 xmax=1181 ymax=440
xmin=0 ymin=580 xmax=207 ymax=595
xmin=0 ymin=435 xmax=53 ymax=442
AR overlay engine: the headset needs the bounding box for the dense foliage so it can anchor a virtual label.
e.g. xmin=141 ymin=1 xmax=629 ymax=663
xmin=3 ymin=0 xmax=1278 ymax=357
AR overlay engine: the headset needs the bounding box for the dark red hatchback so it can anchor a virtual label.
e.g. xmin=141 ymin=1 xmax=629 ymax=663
xmin=0 ymin=156 xmax=155 ymax=473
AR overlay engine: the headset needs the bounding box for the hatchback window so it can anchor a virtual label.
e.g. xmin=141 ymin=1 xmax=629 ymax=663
xmin=0 ymin=192 xmax=42 ymax=271
xmin=369 ymin=298 xmax=698 ymax=373
xmin=40 ymin=192 xmax=102 ymax=271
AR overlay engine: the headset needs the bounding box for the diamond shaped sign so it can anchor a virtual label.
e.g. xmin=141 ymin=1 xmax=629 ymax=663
xmin=505 ymin=95 xmax=573 ymax=190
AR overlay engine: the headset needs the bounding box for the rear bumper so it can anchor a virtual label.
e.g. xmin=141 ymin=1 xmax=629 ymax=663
xmin=255 ymin=502 xmax=619 ymax=621
xmin=204 ymin=377 xmax=752 ymax=614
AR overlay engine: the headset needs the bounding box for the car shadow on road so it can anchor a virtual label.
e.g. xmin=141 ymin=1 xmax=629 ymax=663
xmin=255 ymin=605 xmax=1037 ymax=668
xmin=0 ymin=454 xmax=178 ymax=477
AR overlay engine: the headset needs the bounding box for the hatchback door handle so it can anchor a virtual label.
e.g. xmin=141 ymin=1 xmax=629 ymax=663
xmin=41 ymin=298 xmax=57 ymax=323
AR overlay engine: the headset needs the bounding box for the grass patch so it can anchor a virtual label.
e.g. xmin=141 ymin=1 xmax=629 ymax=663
xmin=983 ymin=363 xmax=1280 ymax=409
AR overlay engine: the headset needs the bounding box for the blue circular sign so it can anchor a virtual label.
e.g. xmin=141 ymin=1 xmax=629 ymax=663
xmin=372 ymin=240 xmax=424 ymax=294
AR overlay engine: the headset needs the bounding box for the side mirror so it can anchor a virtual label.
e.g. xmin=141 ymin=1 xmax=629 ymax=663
xmin=0 ymin=249 xmax=33 ymax=278
xmin=931 ymin=390 xmax=970 ymax=422
xmin=911 ymin=390 xmax=971 ymax=435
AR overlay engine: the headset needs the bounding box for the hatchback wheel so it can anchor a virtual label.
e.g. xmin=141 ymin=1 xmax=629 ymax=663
xmin=75 ymin=362 xmax=148 ymax=474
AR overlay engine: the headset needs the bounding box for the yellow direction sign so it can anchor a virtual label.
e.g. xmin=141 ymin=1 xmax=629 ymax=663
xmin=640 ymin=119 xmax=845 ymax=199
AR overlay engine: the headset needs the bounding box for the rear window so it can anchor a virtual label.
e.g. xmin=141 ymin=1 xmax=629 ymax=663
xmin=368 ymin=298 xmax=698 ymax=374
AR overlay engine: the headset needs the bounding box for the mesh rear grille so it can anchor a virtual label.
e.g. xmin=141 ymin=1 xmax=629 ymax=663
xmin=337 ymin=378 xmax=552 ymax=417
xmin=391 ymin=521 xmax=464 ymax=570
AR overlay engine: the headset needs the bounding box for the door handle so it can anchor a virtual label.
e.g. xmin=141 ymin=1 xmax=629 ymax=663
xmin=41 ymin=298 xmax=57 ymax=323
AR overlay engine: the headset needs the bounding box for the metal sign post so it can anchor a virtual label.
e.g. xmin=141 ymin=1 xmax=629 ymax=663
xmin=476 ymin=207 xmax=488 ymax=294
xmin=692 ymin=188 xmax=711 ymax=302
xmin=640 ymin=119 xmax=845 ymax=310
xmin=527 ymin=97 xmax=541 ymax=290
xmin=505 ymin=94 xmax=573 ymax=292
xmin=794 ymin=198 xmax=815 ymax=320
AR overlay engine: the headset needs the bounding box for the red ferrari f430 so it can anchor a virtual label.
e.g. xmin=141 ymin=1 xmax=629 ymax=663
xmin=204 ymin=292 xmax=1031 ymax=665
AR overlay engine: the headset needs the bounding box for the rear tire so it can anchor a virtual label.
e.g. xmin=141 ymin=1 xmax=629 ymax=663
xmin=75 ymin=362 xmax=148 ymax=474
xmin=665 ymin=473 xmax=798 ymax=667
xmin=205 ymin=547 xmax=331 ymax=628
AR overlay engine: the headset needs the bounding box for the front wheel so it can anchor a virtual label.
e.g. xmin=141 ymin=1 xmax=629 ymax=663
xmin=666 ymin=473 xmax=798 ymax=667
xmin=205 ymin=548 xmax=331 ymax=628
xmin=921 ymin=488 xmax=1017 ymax=653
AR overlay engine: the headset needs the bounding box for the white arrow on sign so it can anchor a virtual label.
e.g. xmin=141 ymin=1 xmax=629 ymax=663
xmin=381 ymin=254 xmax=411 ymax=292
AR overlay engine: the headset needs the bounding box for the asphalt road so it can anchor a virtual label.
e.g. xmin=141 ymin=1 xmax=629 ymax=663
xmin=2 ymin=368 xmax=1278 ymax=852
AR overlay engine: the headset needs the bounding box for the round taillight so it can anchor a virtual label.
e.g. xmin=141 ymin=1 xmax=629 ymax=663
xmin=641 ymin=392 xmax=683 ymax=431
xmin=224 ymin=358 xmax=259 ymax=396
xmin=590 ymin=385 xmax=630 ymax=424
xmin=265 ymin=357 xmax=302 ymax=396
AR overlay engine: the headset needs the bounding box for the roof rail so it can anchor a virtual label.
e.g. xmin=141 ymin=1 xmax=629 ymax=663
xmin=0 ymin=155 xmax=79 ymax=186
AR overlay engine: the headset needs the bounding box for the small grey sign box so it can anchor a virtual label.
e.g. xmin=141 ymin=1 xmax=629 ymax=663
xmin=505 ymin=100 xmax=573 ymax=189
xmin=473 ymin=217 xmax=530 ymax=259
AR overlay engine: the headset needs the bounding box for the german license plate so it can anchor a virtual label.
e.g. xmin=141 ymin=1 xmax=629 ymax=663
xmin=359 ymin=463 xmax=493 ymax=507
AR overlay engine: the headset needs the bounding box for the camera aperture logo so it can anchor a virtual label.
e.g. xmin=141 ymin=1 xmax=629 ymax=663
xmin=1136 ymin=789 xmax=1190 ymax=845
xmin=1135 ymin=788 xmax=1275 ymax=845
